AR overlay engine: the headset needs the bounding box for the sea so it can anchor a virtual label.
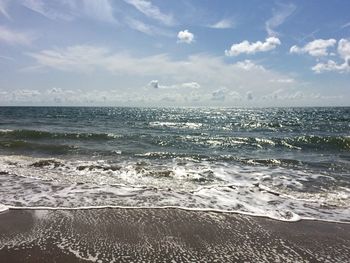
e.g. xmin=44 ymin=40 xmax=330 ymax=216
xmin=0 ymin=107 xmax=349 ymax=222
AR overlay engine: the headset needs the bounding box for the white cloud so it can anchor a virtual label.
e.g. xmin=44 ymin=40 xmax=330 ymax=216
xmin=22 ymin=0 xmax=75 ymax=21
xmin=0 ymin=0 xmax=10 ymax=19
xmin=22 ymin=0 xmax=116 ymax=23
xmin=234 ymin=60 xmax=265 ymax=71
xmin=123 ymin=0 xmax=175 ymax=26
xmin=211 ymin=88 xmax=227 ymax=101
xmin=27 ymin=45 xmax=110 ymax=72
xmin=263 ymin=89 xmax=340 ymax=101
xmin=81 ymin=0 xmax=116 ymax=23
xmin=211 ymin=88 xmax=244 ymax=101
xmin=26 ymin=44 xmax=305 ymax=106
xmin=147 ymin=80 xmax=200 ymax=89
xmin=177 ymin=30 xmax=194 ymax=44
xmin=341 ymin=22 xmax=350 ymax=29
xmin=8 ymin=89 xmax=41 ymax=102
xmin=181 ymin=82 xmax=200 ymax=89
xmin=125 ymin=17 xmax=153 ymax=35
xmin=125 ymin=17 xmax=172 ymax=36
xmin=338 ymin=39 xmax=350 ymax=59
xmin=311 ymin=60 xmax=350 ymax=74
xmin=225 ymin=37 xmax=281 ymax=56
xmin=48 ymin=87 xmax=63 ymax=94
xmin=26 ymin=45 xmax=282 ymax=83
xmin=310 ymin=39 xmax=350 ymax=73
xmin=147 ymin=80 xmax=160 ymax=89
xmin=269 ymin=78 xmax=295 ymax=83
xmin=265 ymin=3 xmax=296 ymax=36
xmin=0 ymin=26 xmax=34 ymax=45
xmin=290 ymin=39 xmax=336 ymax=57
xmin=209 ymin=19 xmax=234 ymax=29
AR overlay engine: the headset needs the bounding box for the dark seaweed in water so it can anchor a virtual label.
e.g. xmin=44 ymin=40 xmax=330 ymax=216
xmin=30 ymin=159 xmax=63 ymax=168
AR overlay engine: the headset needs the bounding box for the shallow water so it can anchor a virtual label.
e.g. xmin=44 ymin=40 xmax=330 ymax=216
xmin=0 ymin=107 xmax=349 ymax=222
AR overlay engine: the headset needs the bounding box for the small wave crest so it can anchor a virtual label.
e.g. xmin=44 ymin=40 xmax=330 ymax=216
xmin=178 ymin=135 xmax=349 ymax=151
xmin=149 ymin=121 xmax=203 ymax=129
xmin=0 ymin=140 xmax=78 ymax=154
xmin=0 ymin=129 xmax=120 ymax=141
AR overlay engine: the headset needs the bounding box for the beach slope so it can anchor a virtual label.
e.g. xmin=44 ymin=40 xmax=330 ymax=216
xmin=0 ymin=208 xmax=349 ymax=262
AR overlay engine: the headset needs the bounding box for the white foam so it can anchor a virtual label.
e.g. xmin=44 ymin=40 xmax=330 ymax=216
xmin=6 ymin=204 xmax=303 ymax=222
xmin=0 ymin=204 xmax=9 ymax=213
xmin=149 ymin=121 xmax=202 ymax=129
xmin=0 ymin=155 xmax=349 ymax=223
xmin=7 ymin=203 xmax=350 ymax=224
xmin=0 ymin=129 xmax=13 ymax=133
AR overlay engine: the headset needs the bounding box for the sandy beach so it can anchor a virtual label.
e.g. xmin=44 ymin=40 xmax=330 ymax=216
xmin=0 ymin=208 xmax=349 ymax=262
xmin=1 ymin=0 xmax=350 ymax=261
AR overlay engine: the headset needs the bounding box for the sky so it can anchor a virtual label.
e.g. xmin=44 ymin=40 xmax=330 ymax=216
xmin=0 ymin=0 xmax=349 ymax=107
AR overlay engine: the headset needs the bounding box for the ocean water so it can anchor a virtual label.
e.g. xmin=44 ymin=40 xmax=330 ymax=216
xmin=0 ymin=107 xmax=349 ymax=222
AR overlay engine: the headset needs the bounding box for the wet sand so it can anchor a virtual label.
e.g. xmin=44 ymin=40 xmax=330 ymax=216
xmin=0 ymin=208 xmax=349 ymax=262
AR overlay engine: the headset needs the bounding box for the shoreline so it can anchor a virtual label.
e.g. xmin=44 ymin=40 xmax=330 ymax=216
xmin=4 ymin=205 xmax=350 ymax=224
xmin=1 ymin=208 xmax=350 ymax=262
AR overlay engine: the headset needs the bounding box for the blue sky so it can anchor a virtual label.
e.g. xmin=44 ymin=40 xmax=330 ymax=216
xmin=0 ymin=0 xmax=349 ymax=106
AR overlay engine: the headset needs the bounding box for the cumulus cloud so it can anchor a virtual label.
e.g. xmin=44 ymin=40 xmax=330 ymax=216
xmin=16 ymin=89 xmax=41 ymax=97
xmin=338 ymin=39 xmax=350 ymax=59
xmin=177 ymin=30 xmax=194 ymax=44
xmin=0 ymin=26 xmax=34 ymax=45
xmin=211 ymin=88 xmax=243 ymax=102
xmin=265 ymin=3 xmax=296 ymax=36
xmin=47 ymin=87 xmax=63 ymax=94
xmin=312 ymin=60 xmax=350 ymax=74
xmin=290 ymin=39 xmax=336 ymax=57
xmin=310 ymin=39 xmax=350 ymax=73
xmin=3 ymin=89 xmax=41 ymax=102
xmin=290 ymin=38 xmax=350 ymax=73
xmin=0 ymin=89 xmax=45 ymax=103
xmin=147 ymin=80 xmax=160 ymax=89
xmin=147 ymin=80 xmax=200 ymax=89
xmin=209 ymin=19 xmax=234 ymax=29
xmin=225 ymin=37 xmax=281 ymax=56
xmin=263 ymin=89 xmax=342 ymax=102
xmin=211 ymin=88 xmax=227 ymax=101
xmin=123 ymin=0 xmax=175 ymax=26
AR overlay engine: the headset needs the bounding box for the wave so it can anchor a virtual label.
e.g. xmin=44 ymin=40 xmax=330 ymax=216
xmin=0 ymin=155 xmax=349 ymax=223
xmin=0 ymin=129 xmax=119 ymax=141
xmin=0 ymin=140 xmax=78 ymax=154
xmin=0 ymin=129 xmax=348 ymax=153
xmin=179 ymin=135 xmax=350 ymax=151
xmin=285 ymin=135 xmax=350 ymax=150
